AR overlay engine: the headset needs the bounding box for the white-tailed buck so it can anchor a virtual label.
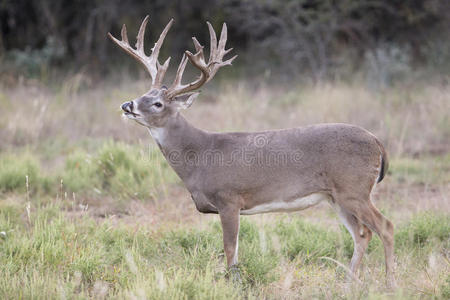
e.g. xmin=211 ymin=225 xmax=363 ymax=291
xmin=109 ymin=16 xmax=395 ymax=288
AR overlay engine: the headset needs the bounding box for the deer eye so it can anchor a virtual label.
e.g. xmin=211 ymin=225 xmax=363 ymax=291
xmin=153 ymin=102 xmax=163 ymax=108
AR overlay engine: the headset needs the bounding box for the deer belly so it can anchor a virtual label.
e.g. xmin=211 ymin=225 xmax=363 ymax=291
xmin=240 ymin=193 xmax=329 ymax=215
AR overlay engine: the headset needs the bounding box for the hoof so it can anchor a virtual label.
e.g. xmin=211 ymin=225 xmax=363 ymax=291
xmin=229 ymin=265 xmax=242 ymax=284
xmin=386 ymin=277 xmax=397 ymax=290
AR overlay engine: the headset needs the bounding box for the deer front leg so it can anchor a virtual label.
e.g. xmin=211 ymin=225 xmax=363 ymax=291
xmin=218 ymin=206 xmax=240 ymax=281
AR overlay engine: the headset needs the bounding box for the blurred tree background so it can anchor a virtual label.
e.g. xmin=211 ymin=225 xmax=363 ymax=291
xmin=1 ymin=0 xmax=449 ymax=85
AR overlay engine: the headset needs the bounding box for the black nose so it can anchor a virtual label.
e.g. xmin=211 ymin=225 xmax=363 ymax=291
xmin=121 ymin=101 xmax=133 ymax=112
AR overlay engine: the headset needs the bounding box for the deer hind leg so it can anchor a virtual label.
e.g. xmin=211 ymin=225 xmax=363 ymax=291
xmin=333 ymin=205 xmax=372 ymax=279
xmin=338 ymin=198 xmax=396 ymax=289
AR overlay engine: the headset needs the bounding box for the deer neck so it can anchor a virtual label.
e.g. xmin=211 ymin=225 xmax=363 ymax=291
xmin=148 ymin=112 xmax=208 ymax=184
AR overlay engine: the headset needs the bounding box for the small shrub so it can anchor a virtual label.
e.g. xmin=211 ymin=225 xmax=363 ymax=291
xmin=395 ymin=212 xmax=450 ymax=249
xmin=172 ymin=230 xmax=218 ymax=253
xmin=61 ymin=141 xmax=177 ymax=200
xmin=442 ymin=274 xmax=450 ymax=299
xmin=96 ymin=141 xmax=176 ymax=199
xmin=62 ymin=150 xmax=98 ymax=193
xmin=274 ymin=218 xmax=340 ymax=263
xmin=239 ymin=219 xmax=279 ymax=285
xmin=140 ymin=268 xmax=242 ymax=300
xmin=0 ymin=154 xmax=40 ymax=194
xmin=0 ymin=200 xmax=23 ymax=235
xmin=240 ymin=243 xmax=279 ymax=285
xmin=163 ymin=228 xmax=222 ymax=270
xmin=0 ymin=141 xmax=177 ymax=199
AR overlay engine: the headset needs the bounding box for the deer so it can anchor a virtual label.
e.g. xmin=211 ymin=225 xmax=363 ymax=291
xmin=108 ymin=15 xmax=396 ymax=288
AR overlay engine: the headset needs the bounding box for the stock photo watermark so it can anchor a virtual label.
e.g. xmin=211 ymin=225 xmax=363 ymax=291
xmin=141 ymin=134 xmax=304 ymax=167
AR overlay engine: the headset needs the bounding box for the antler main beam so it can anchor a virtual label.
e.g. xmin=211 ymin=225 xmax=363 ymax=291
xmin=108 ymin=16 xmax=173 ymax=89
xmin=167 ymin=22 xmax=237 ymax=98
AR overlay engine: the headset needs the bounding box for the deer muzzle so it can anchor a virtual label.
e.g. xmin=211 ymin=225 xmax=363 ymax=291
xmin=121 ymin=101 xmax=133 ymax=113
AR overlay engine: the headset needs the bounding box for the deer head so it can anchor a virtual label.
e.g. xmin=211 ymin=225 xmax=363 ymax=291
xmin=108 ymin=15 xmax=236 ymax=128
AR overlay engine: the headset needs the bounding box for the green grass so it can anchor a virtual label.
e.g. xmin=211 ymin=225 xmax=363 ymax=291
xmin=0 ymin=154 xmax=49 ymax=195
xmin=0 ymin=199 xmax=448 ymax=298
xmin=442 ymin=274 xmax=450 ymax=299
xmin=0 ymin=140 xmax=177 ymax=202
xmin=0 ymin=202 xmax=248 ymax=298
xmin=390 ymin=154 xmax=450 ymax=185
xmin=395 ymin=212 xmax=450 ymax=250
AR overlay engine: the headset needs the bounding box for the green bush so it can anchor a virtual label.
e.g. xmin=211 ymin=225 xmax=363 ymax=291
xmin=62 ymin=150 xmax=98 ymax=193
xmin=442 ymin=274 xmax=450 ymax=299
xmin=0 ymin=200 xmax=23 ymax=233
xmin=274 ymin=218 xmax=343 ymax=263
xmin=158 ymin=226 xmax=222 ymax=272
xmin=239 ymin=219 xmax=279 ymax=285
xmin=61 ymin=140 xmax=177 ymax=200
xmin=395 ymin=212 xmax=450 ymax=249
xmin=0 ymin=154 xmax=51 ymax=195
xmin=95 ymin=141 xmax=172 ymax=199
xmin=0 ymin=141 xmax=177 ymax=200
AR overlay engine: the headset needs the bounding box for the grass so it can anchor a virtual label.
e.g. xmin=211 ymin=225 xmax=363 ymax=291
xmin=0 ymin=78 xmax=449 ymax=298
xmin=0 ymin=141 xmax=177 ymax=203
xmin=62 ymin=141 xmax=176 ymax=200
xmin=0 ymin=198 xmax=448 ymax=298
xmin=0 ymin=154 xmax=42 ymax=194
xmin=390 ymin=155 xmax=450 ymax=185
xmin=0 ymin=201 xmax=245 ymax=298
xmin=395 ymin=213 xmax=450 ymax=250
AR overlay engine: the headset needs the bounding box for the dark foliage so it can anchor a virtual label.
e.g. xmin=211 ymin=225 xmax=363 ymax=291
xmin=1 ymin=0 xmax=449 ymax=80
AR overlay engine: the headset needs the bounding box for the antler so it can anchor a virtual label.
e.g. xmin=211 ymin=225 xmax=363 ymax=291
xmin=108 ymin=15 xmax=173 ymax=89
xmin=166 ymin=22 xmax=237 ymax=98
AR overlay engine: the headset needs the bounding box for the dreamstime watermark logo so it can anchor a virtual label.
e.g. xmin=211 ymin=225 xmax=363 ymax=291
xmin=141 ymin=133 xmax=304 ymax=167
xmin=253 ymin=134 xmax=268 ymax=148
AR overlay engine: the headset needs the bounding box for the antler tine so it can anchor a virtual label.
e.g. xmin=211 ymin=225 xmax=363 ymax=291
xmin=207 ymin=22 xmax=217 ymax=63
xmin=108 ymin=15 xmax=173 ymax=88
xmin=170 ymin=54 xmax=189 ymax=89
xmin=152 ymin=19 xmax=174 ymax=64
xmin=121 ymin=24 xmax=129 ymax=44
xmin=166 ymin=22 xmax=236 ymax=98
xmin=155 ymin=57 xmax=171 ymax=88
xmin=135 ymin=16 xmax=149 ymax=55
xmin=217 ymin=23 xmax=228 ymax=55
xmin=192 ymin=37 xmax=205 ymax=62
xmin=223 ymin=54 xmax=238 ymax=66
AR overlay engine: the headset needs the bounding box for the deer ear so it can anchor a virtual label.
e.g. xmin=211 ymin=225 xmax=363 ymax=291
xmin=172 ymin=92 xmax=199 ymax=109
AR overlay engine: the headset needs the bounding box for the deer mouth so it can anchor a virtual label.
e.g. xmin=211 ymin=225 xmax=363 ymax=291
xmin=124 ymin=111 xmax=140 ymax=118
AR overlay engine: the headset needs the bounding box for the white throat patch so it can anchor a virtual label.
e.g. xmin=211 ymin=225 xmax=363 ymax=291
xmin=149 ymin=127 xmax=166 ymax=145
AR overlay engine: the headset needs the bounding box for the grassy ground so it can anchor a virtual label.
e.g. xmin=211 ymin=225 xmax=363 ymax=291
xmin=0 ymin=77 xmax=449 ymax=299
